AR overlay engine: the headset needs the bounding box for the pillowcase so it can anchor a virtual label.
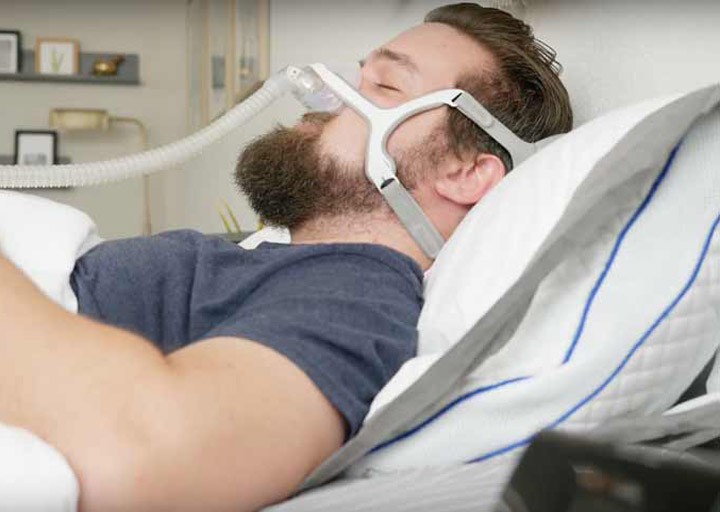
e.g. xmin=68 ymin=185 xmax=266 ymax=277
xmin=239 ymin=225 xmax=290 ymax=249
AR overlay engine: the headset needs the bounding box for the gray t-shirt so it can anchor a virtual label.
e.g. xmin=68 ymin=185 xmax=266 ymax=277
xmin=70 ymin=230 xmax=423 ymax=436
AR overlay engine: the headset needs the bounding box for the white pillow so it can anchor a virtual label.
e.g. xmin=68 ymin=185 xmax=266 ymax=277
xmin=0 ymin=190 xmax=101 ymax=312
xmin=0 ymin=424 xmax=79 ymax=511
xmin=352 ymin=84 xmax=720 ymax=475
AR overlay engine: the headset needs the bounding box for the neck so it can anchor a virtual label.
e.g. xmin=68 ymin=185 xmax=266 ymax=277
xmin=290 ymin=212 xmax=434 ymax=271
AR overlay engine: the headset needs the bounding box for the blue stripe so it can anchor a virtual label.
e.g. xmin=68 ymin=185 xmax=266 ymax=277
xmin=369 ymin=376 xmax=530 ymax=453
xmin=467 ymin=208 xmax=720 ymax=463
xmin=369 ymin=144 xmax=693 ymax=456
xmin=562 ymin=144 xmax=682 ymax=363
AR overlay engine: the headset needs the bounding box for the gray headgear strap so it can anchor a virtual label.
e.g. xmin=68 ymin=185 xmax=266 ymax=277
xmin=310 ymin=63 xmax=538 ymax=259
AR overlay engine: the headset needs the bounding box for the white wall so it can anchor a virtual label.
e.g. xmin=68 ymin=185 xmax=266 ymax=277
xmin=0 ymin=0 xmax=187 ymax=239
xmin=163 ymin=0 xmax=524 ymax=235
xmin=525 ymin=0 xmax=720 ymax=125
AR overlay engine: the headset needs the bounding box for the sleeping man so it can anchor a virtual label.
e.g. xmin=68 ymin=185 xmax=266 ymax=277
xmin=0 ymin=3 xmax=571 ymax=511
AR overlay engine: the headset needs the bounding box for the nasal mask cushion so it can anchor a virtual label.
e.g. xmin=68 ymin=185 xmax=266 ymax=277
xmin=286 ymin=63 xmax=540 ymax=259
xmin=292 ymin=64 xmax=361 ymax=113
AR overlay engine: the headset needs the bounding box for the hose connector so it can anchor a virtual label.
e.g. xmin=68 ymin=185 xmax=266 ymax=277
xmin=283 ymin=65 xmax=345 ymax=112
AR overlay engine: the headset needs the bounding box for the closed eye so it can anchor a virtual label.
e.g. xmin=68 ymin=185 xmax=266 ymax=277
xmin=376 ymin=83 xmax=400 ymax=92
xmin=358 ymin=59 xmax=403 ymax=94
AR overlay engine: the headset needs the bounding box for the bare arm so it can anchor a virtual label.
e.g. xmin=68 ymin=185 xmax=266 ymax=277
xmin=0 ymin=254 xmax=344 ymax=510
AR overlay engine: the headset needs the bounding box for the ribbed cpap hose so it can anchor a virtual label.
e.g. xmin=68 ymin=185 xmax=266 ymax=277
xmin=0 ymin=69 xmax=319 ymax=189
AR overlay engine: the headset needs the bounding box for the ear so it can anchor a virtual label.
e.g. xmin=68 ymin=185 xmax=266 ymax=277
xmin=434 ymin=153 xmax=505 ymax=206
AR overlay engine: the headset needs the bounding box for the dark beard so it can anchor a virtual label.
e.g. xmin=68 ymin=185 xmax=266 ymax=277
xmin=234 ymin=113 xmax=384 ymax=230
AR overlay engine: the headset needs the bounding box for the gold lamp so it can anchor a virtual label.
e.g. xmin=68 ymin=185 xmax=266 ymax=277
xmin=49 ymin=108 xmax=151 ymax=235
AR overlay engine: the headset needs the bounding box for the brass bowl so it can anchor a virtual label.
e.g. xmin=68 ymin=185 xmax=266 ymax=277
xmin=92 ymin=55 xmax=125 ymax=76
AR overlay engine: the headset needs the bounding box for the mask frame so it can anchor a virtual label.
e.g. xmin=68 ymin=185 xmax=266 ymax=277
xmin=310 ymin=63 xmax=539 ymax=259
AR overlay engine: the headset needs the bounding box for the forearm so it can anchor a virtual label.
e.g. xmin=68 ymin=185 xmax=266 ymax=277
xmin=0 ymin=254 xmax=178 ymax=508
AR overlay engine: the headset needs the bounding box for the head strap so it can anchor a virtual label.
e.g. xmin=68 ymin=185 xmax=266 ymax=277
xmin=310 ymin=63 xmax=537 ymax=259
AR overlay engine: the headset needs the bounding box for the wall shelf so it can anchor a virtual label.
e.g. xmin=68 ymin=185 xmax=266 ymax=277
xmin=0 ymin=50 xmax=140 ymax=86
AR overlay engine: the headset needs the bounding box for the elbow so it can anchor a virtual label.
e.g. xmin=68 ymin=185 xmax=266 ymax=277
xmin=66 ymin=383 xmax=190 ymax=511
xmin=70 ymin=421 xmax=181 ymax=511
xmin=73 ymin=433 xmax=280 ymax=512
xmin=68 ymin=402 xmax=264 ymax=511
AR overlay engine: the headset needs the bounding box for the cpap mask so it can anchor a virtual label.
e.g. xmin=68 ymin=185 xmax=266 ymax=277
xmin=0 ymin=62 xmax=540 ymax=259
xmin=285 ymin=63 xmax=538 ymax=259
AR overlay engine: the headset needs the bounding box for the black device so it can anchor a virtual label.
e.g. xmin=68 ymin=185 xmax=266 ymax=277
xmin=502 ymin=431 xmax=720 ymax=512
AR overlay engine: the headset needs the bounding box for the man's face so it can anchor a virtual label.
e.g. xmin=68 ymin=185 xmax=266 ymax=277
xmin=319 ymin=22 xmax=494 ymax=170
xmin=236 ymin=22 xmax=495 ymax=229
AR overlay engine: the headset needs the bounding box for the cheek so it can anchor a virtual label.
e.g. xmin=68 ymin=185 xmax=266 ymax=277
xmin=318 ymin=108 xmax=369 ymax=165
xmin=316 ymin=105 xmax=448 ymax=166
xmin=386 ymin=108 xmax=447 ymax=156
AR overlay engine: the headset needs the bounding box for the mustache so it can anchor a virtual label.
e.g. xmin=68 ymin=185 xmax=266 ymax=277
xmin=301 ymin=111 xmax=337 ymax=124
xmin=295 ymin=111 xmax=338 ymax=132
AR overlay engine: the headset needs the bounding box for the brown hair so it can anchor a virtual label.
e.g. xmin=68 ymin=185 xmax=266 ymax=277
xmin=425 ymin=3 xmax=573 ymax=171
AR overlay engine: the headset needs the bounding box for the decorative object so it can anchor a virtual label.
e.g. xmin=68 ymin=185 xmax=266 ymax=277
xmin=217 ymin=199 xmax=242 ymax=234
xmin=14 ymin=130 xmax=58 ymax=166
xmin=35 ymin=37 xmax=80 ymax=75
xmin=0 ymin=51 xmax=139 ymax=85
xmin=91 ymin=54 xmax=125 ymax=76
xmin=49 ymin=108 xmax=110 ymax=131
xmin=0 ymin=30 xmax=21 ymax=74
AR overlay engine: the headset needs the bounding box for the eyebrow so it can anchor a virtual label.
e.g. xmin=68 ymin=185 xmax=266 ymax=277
xmin=371 ymin=47 xmax=420 ymax=75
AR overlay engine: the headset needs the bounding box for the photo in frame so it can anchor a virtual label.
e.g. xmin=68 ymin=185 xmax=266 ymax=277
xmin=35 ymin=37 xmax=79 ymax=75
xmin=14 ymin=130 xmax=58 ymax=166
xmin=0 ymin=30 xmax=22 ymax=74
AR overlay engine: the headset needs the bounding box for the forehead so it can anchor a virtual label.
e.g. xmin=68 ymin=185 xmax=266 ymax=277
xmin=381 ymin=22 xmax=496 ymax=90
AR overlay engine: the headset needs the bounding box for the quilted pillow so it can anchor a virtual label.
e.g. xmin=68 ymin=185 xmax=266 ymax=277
xmin=354 ymin=84 xmax=720 ymax=474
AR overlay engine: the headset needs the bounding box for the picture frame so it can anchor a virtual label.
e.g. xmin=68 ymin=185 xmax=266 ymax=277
xmin=14 ymin=130 xmax=58 ymax=166
xmin=0 ymin=30 xmax=22 ymax=74
xmin=35 ymin=37 xmax=79 ymax=75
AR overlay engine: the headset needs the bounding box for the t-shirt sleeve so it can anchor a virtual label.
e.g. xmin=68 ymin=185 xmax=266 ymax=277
xmin=202 ymin=251 xmax=422 ymax=437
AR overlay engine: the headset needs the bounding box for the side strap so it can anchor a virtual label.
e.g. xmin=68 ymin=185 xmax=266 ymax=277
xmin=380 ymin=178 xmax=444 ymax=260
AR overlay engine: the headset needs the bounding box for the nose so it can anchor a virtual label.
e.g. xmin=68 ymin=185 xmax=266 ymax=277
xmin=332 ymin=105 xmax=370 ymax=141
xmin=316 ymin=103 xmax=370 ymax=166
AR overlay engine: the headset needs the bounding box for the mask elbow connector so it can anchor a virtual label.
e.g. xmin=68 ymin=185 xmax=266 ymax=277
xmin=283 ymin=64 xmax=358 ymax=113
